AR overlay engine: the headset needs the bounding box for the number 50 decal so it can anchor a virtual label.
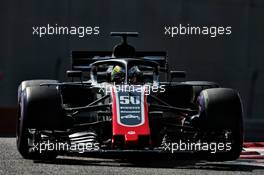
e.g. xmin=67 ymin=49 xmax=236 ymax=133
xmin=120 ymin=96 xmax=140 ymax=105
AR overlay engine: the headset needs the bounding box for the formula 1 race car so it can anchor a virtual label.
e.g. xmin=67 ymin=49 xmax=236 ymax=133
xmin=16 ymin=32 xmax=243 ymax=161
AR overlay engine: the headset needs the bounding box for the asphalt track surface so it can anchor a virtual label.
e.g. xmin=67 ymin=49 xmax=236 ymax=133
xmin=1 ymin=138 xmax=264 ymax=175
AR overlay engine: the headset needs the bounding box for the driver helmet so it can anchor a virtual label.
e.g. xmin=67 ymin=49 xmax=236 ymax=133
xmin=111 ymin=65 xmax=125 ymax=83
xmin=128 ymin=66 xmax=142 ymax=83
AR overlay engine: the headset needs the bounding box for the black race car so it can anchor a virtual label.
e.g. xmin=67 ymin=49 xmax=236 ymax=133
xmin=16 ymin=32 xmax=243 ymax=161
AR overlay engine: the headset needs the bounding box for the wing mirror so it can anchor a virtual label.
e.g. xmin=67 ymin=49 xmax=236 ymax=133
xmin=170 ymin=71 xmax=186 ymax=80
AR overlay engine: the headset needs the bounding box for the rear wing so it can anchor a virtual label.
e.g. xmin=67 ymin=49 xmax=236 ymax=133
xmin=71 ymin=51 xmax=168 ymax=71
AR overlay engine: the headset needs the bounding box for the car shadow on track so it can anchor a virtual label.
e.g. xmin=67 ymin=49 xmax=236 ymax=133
xmin=34 ymin=156 xmax=264 ymax=172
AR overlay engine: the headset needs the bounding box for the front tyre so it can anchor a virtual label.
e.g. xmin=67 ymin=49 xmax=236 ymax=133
xmin=198 ymin=88 xmax=243 ymax=161
xmin=16 ymin=88 xmax=58 ymax=160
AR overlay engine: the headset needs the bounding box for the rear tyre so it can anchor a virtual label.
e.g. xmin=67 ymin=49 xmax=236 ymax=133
xmin=182 ymin=81 xmax=219 ymax=101
xmin=157 ymin=84 xmax=194 ymax=107
xmin=197 ymin=88 xmax=243 ymax=161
